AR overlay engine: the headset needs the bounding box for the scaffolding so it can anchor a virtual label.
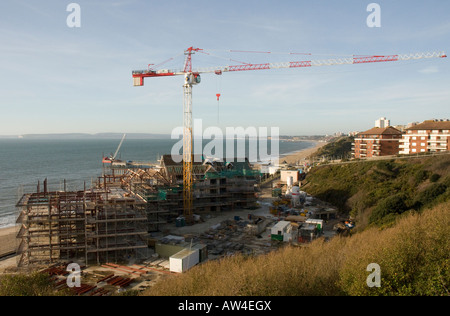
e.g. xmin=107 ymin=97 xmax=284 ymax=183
xmin=14 ymin=155 xmax=261 ymax=266
xmin=16 ymin=187 xmax=148 ymax=267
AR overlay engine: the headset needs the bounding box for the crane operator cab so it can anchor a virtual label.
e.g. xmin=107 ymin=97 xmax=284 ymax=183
xmin=185 ymin=73 xmax=201 ymax=85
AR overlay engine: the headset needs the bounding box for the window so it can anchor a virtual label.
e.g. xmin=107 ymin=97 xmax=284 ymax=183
xmin=432 ymin=130 xmax=439 ymax=134
xmin=421 ymin=143 xmax=426 ymax=146
xmin=412 ymin=143 xmax=417 ymax=146
xmin=421 ymin=137 xmax=426 ymax=140
xmin=412 ymin=137 xmax=417 ymax=140
xmin=412 ymin=149 xmax=417 ymax=153
xmin=421 ymin=149 xmax=426 ymax=152
xmin=418 ymin=130 xmax=426 ymax=134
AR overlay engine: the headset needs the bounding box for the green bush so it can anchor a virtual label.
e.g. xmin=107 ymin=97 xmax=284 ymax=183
xmin=414 ymin=183 xmax=447 ymax=209
xmin=430 ymin=174 xmax=441 ymax=183
xmin=415 ymin=169 xmax=430 ymax=184
xmin=369 ymin=194 xmax=408 ymax=224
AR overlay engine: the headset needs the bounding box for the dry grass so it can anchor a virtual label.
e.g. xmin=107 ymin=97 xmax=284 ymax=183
xmin=143 ymin=201 xmax=450 ymax=296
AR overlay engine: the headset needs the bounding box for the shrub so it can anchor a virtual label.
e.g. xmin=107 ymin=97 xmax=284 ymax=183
xmin=369 ymin=194 xmax=408 ymax=224
xmin=414 ymin=183 xmax=447 ymax=209
xmin=414 ymin=169 xmax=430 ymax=184
xmin=430 ymin=174 xmax=441 ymax=183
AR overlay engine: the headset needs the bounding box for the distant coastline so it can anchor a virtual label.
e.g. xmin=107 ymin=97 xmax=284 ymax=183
xmin=0 ymin=133 xmax=328 ymax=140
xmin=0 ymin=133 xmax=172 ymax=140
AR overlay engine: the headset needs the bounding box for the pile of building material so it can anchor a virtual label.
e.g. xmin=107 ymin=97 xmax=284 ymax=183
xmin=40 ymin=262 xmax=137 ymax=296
xmin=197 ymin=216 xmax=277 ymax=258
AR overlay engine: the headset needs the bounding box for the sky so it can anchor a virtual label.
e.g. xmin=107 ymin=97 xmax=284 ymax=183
xmin=0 ymin=0 xmax=449 ymax=136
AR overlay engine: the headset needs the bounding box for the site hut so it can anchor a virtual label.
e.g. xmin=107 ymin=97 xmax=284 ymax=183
xmin=169 ymin=248 xmax=199 ymax=273
xmin=155 ymin=235 xmax=207 ymax=272
xmin=298 ymin=223 xmax=318 ymax=243
xmin=306 ymin=219 xmax=324 ymax=234
xmin=270 ymin=221 xmax=292 ymax=242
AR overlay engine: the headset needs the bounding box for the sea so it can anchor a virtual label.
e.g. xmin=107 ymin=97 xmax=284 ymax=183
xmin=0 ymin=138 xmax=316 ymax=229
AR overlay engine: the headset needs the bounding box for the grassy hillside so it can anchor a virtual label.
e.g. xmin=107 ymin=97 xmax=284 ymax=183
xmin=143 ymin=201 xmax=449 ymax=296
xmin=302 ymin=154 xmax=450 ymax=229
xmin=0 ymin=272 xmax=70 ymax=296
xmin=311 ymin=136 xmax=354 ymax=160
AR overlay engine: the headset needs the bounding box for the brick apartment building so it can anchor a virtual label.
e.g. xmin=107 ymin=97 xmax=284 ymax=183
xmin=352 ymin=126 xmax=403 ymax=158
xmin=399 ymin=120 xmax=450 ymax=154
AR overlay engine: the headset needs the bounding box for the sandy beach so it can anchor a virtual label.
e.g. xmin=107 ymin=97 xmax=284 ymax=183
xmin=0 ymin=226 xmax=17 ymax=258
xmin=279 ymin=141 xmax=328 ymax=165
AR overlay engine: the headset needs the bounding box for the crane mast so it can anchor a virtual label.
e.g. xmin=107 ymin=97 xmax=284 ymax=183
xmin=132 ymin=48 xmax=446 ymax=221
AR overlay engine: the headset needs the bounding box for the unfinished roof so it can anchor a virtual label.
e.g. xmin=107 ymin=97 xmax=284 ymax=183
xmin=358 ymin=126 xmax=403 ymax=136
xmin=162 ymin=154 xmax=204 ymax=166
xmin=407 ymin=120 xmax=450 ymax=130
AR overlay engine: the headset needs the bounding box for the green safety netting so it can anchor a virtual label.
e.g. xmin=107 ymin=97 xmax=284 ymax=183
xmin=204 ymin=169 xmax=261 ymax=179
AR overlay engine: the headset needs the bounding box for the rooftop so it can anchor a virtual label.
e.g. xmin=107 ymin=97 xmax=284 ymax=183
xmin=406 ymin=120 xmax=450 ymax=131
xmin=358 ymin=126 xmax=403 ymax=136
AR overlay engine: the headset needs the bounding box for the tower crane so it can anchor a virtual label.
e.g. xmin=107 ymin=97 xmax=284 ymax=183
xmin=132 ymin=48 xmax=446 ymax=220
xmin=103 ymin=133 xmax=127 ymax=163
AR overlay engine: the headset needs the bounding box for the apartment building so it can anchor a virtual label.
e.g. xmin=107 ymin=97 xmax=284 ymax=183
xmin=375 ymin=117 xmax=390 ymax=128
xmin=352 ymin=126 xmax=403 ymax=158
xmin=399 ymin=120 xmax=450 ymax=154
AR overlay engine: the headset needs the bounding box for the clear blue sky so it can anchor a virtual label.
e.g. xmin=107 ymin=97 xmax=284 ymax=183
xmin=0 ymin=0 xmax=449 ymax=136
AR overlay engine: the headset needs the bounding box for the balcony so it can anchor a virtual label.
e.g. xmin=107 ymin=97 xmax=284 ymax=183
xmin=429 ymin=145 xmax=448 ymax=150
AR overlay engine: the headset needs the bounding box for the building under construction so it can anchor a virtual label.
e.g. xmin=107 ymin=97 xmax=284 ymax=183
xmin=15 ymin=156 xmax=260 ymax=267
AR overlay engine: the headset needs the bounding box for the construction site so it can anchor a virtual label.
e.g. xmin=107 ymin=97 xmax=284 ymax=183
xmin=14 ymin=154 xmax=261 ymax=268
xmin=11 ymin=46 xmax=433 ymax=295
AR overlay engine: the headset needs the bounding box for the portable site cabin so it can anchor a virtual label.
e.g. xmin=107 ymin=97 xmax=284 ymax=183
xmin=299 ymin=224 xmax=317 ymax=243
xmin=306 ymin=219 xmax=324 ymax=233
xmin=271 ymin=221 xmax=291 ymax=241
xmin=169 ymin=248 xmax=200 ymax=273
xmin=298 ymin=219 xmax=324 ymax=243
